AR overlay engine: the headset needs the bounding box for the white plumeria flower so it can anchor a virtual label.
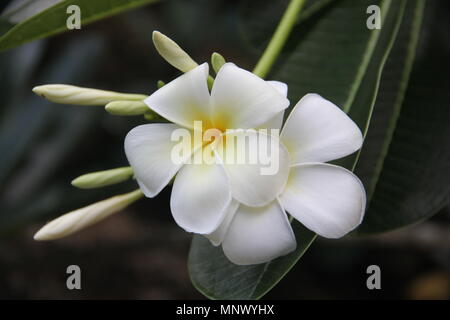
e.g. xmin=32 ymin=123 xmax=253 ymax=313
xmin=205 ymin=94 xmax=366 ymax=265
xmin=124 ymin=62 xmax=291 ymax=235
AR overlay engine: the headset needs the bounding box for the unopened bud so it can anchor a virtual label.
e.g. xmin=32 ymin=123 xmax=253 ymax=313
xmin=34 ymin=189 xmax=143 ymax=241
xmin=211 ymin=52 xmax=226 ymax=74
xmin=152 ymin=31 xmax=198 ymax=72
xmin=71 ymin=167 xmax=134 ymax=189
xmin=32 ymin=84 xmax=147 ymax=106
xmin=105 ymin=101 xmax=149 ymax=116
xmin=157 ymin=80 xmax=165 ymax=88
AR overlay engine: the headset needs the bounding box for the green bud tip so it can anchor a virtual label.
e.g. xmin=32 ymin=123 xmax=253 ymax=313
xmin=157 ymin=80 xmax=165 ymax=89
xmin=71 ymin=167 xmax=134 ymax=189
xmin=211 ymin=52 xmax=226 ymax=74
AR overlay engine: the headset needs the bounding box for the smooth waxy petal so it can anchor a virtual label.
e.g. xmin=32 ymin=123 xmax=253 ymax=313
xmin=222 ymin=201 xmax=296 ymax=265
xmin=144 ymin=63 xmax=211 ymax=129
xmin=279 ymin=163 xmax=366 ymax=238
xmin=170 ymin=148 xmax=232 ymax=234
xmin=281 ymin=94 xmax=363 ymax=164
xmin=267 ymin=80 xmax=288 ymax=97
xmin=216 ymin=130 xmax=290 ymax=207
xmin=124 ymin=123 xmax=194 ymax=197
xmin=204 ymin=199 xmax=239 ymax=246
xmin=257 ymin=81 xmax=288 ymax=130
xmin=211 ymin=63 xmax=289 ymax=130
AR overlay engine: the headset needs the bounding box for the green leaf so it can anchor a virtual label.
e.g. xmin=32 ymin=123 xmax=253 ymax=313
xmin=189 ymin=0 xmax=407 ymax=300
xmin=0 ymin=0 xmax=160 ymax=51
xmin=189 ymin=223 xmax=316 ymax=300
xmin=2 ymin=0 xmax=66 ymax=23
xmin=355 ymin=0 xmax=450 ymax=233
xmin=0 ymin=17 xmax=14 ymax=37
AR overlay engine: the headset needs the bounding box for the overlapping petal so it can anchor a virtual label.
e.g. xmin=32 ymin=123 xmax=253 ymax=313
xmin=281 ymin=94 xmax=363 ymax=164
xmin=124 ymin=123 xmax=194 ymax=197
xmin=255 ymin=81 xmax=287 ymax=131
xmin=170 ymin=147 xmax=232 ymax=234
xmin=144 ymin=63 xmax=212 ymax=129
xmin=211 ymin=63 xmax=289 ymax=130
xmin=222 ymin=201 xmax=296 ymax=265
xmin=267 ymin=80 xmax=288 ymax=97
xmin=279 ymin=162 xmax=366 ymax=238
xmin=215 ymin=130 xmax=290 ymax=207
xmin=204 ymin=199 xmax=239 ymax=246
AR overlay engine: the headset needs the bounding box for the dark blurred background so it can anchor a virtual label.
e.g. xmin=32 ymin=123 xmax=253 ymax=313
xmin=0 ymin=0 xmax=448 ymax=299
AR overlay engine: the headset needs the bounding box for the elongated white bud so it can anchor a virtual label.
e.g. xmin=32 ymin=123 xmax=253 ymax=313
xmin=34 ymin=189 xmax=143 ymax=241
xmin=71 ymin=167 xmax=134 ymax=189
xmin=32 ymin=84 xmax=147 ymax=106
xmin=105 ymin=101 xmax=149 ymax=116
xmin=152 ymin=31 xmax=198 ymax=72
xmin=211 ymin=52 xmax=226 ymax=73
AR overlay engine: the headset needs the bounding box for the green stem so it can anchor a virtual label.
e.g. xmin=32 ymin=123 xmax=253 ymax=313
xmin=252 ymin=0 xmax=306 ymax=79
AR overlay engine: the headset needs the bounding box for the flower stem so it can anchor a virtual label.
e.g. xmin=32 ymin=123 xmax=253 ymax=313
xmin=252 ymin=0 xmax=306 ymax=79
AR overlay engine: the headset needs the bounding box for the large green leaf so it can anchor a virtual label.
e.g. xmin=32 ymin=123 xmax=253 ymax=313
xmin=354 ymin=0 xmax=425 ymax=197
xmin=355 ymin=0 xmax=450 ymax=233
xmin=189 ymin=0 xmax=407 ymax=300
xmin=0 ymin=0 xmax=160 ymax=51
xmin=189 ymin=223 xmax=316 ymax=300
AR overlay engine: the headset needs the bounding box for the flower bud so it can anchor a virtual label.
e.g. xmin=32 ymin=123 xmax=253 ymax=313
xmin=211 ymin=52 xmax=226 ymax=73
xmin=32 ymin=84 xmax=147 ymax=106
xmin=71 ymin=167 xmax=134 ymax=189
xmin=152 ymin=31 xmax=198 ymax=72
xmin=105 ymin=101 xmax=149 ymax=116
xmin=34 ymin=189 xmax=143 ymax=241
xmin=157 ymin=80 xmax=165 ymax=88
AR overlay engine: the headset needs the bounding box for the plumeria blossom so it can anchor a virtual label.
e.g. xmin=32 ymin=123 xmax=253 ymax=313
xmin=125 ymin=62 xmax=291 ymax=235
xmin=31 ymin=29 xmax=366 ymax=268
xmin=205 ymin=94 xmax=366 ymax=265
xmin=125 ymin=61 xmax=366 ymax=266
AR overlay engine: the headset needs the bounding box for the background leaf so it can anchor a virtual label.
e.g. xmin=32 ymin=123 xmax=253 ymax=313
xmin=0 ymin=0 xmax=160 ymax=51
xmin=189 ymin=223 xmax=316 ymax=300
xmin=189 ymin=0 xmax=408 ymax=300
xmin=355 ymin=0 xmax=450 ymax=233
xmin=2 ymin=0 xmax=65 ymax=23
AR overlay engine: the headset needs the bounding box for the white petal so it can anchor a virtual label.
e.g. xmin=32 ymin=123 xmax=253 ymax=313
xmin=257 ymin=111 xmax=285 ymax=130
xmin=281 ymin=94 xmax=363 ymax=163
xmin=267 ymin=80 xmax=288 ymax=97
xmin=222 ymin=201 xmax=296 ymax=265
xmin=204 ymin=199 xmax=239 ymax=246
xmin=144 ymin=63 xmax=211 ymax=129
xmin=279 ymin=163 xmax=366 ymax=238
xmin=216 ymin=130 xmax=290 ymax=207
xmin=170 ymin=149 xmax=231 ymax=234
xmin=257 ymin=81 xmax=287 ymax=130
xmin=124 ymin=123 xmax=193 ymax=197
xmin=211 ymin=63 xmax=289 ymax=129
